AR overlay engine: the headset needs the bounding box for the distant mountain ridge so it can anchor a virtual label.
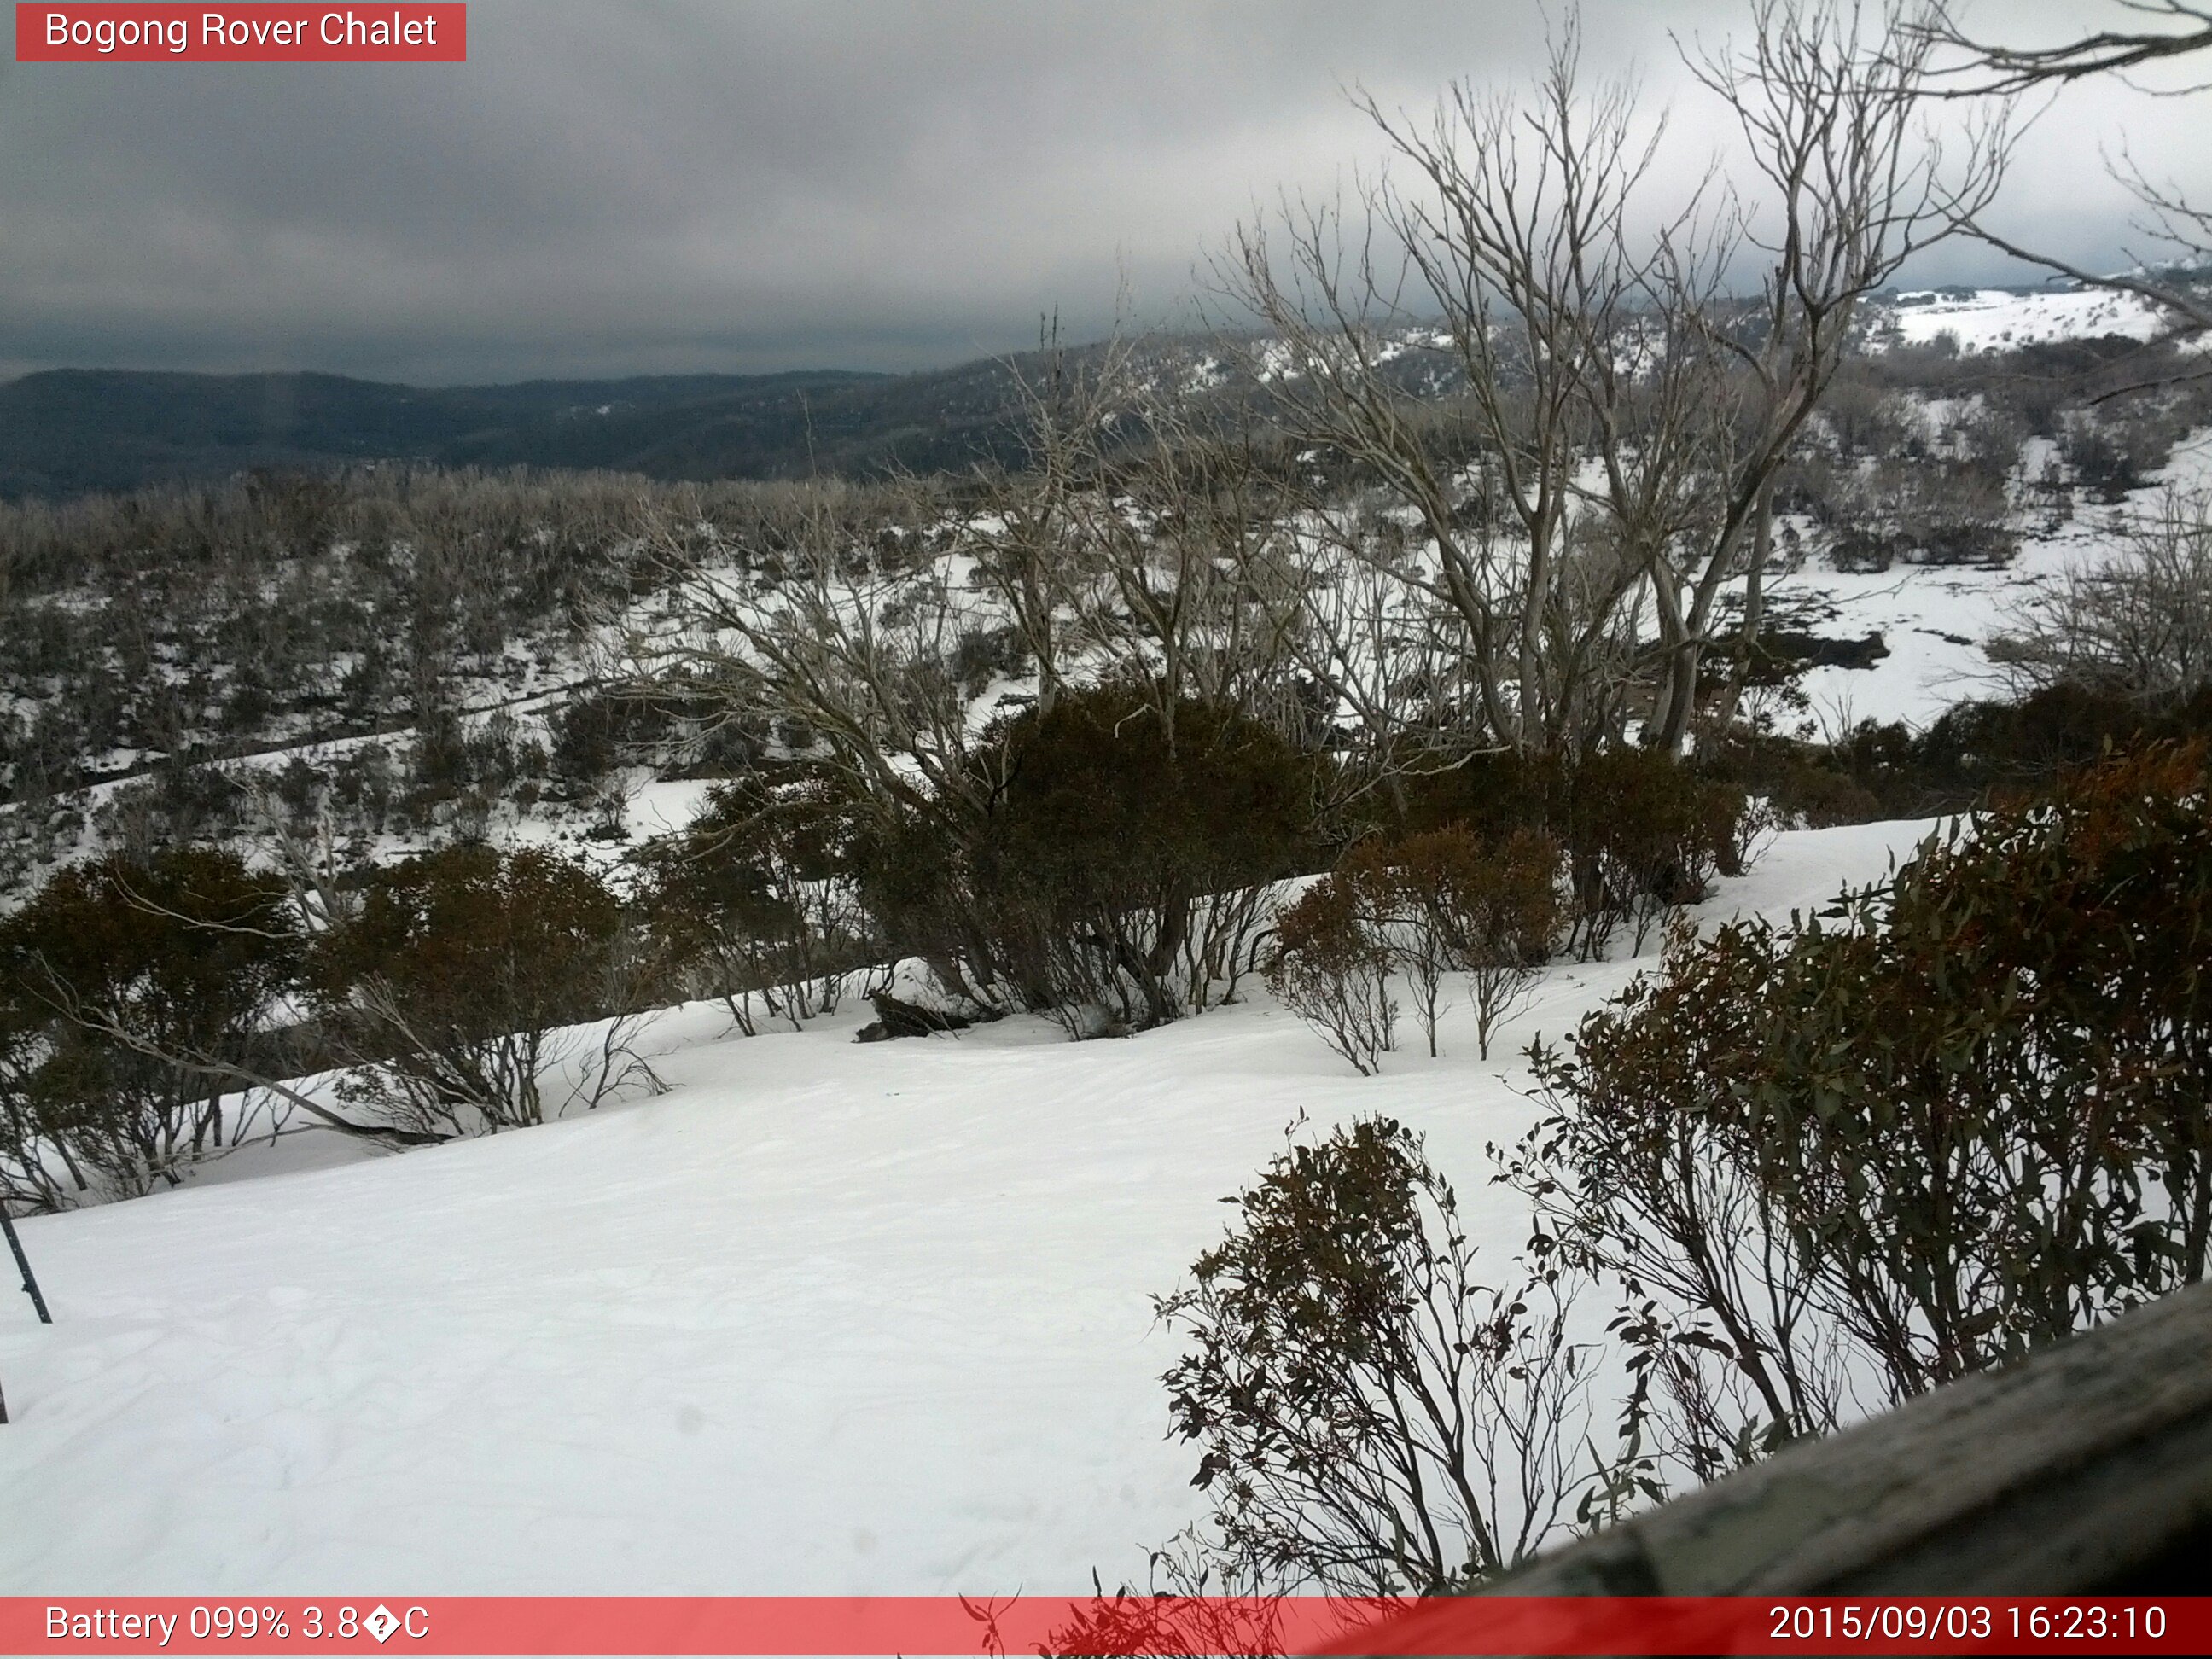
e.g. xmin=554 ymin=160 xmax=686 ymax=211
xmin=0 ymin=360 xmax=1052 ymax=499
xmin=9 ymin=280 xmax=2197 ymax=501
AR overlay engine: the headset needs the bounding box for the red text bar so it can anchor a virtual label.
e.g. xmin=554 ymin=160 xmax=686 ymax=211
xmin=15 ymin=5 xmax=466 ymax=61
xmin=2 ymin=1596 xmax=2207 ymax=1655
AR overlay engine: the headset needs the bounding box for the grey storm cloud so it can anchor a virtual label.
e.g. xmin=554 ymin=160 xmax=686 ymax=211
xmin=0 ymin=0 xmax=2203 ymax=382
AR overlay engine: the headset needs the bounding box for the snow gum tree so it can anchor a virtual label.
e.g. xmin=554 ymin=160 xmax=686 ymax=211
xmin=1220 ymin=1 xmax=2006 ymax=758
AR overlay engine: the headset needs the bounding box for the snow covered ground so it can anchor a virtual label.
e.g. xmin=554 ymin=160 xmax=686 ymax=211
xmin=1874 ymin=285 xmax=2172 ymax=354
xmin=1780 ymin=427 xmax=2212 ymax=730
xmin=0 ymin=819 xmax=1936 ymax=1595
xmin=5 ymin=304 xmax=2207 ymax=1597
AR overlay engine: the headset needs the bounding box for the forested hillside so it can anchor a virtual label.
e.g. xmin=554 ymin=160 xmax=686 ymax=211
xmin=13 ymin=281 xmax=2197 ymax=500
xmin=0 ymin=363 xmax=1055 ymax=498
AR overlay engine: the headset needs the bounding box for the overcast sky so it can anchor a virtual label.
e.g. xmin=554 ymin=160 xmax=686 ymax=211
xmin=2 ymin=0 xmax=2205 ymax=384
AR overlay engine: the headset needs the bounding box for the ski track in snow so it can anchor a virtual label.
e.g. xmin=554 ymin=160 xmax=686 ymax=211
xmin=0 ymin=820 xmax=1933 ymax=1594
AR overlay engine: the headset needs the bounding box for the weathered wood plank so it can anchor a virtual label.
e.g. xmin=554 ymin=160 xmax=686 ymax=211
xmin=1335 ymin=1276 xmax=2212 ymax=1659
xmin=1507 ymin=1278 xmax=2212 ymax=1596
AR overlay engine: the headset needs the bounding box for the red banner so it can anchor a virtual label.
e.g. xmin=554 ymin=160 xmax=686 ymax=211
xmin=15 ymin=5 xmax=465 ymax=61
xmin=0 ymin=1596 xmax=2205 ymax=1655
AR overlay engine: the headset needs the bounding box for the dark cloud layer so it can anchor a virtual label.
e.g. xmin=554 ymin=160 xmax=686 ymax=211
xmin=1 ymin=1 xmax=2202 ymax=382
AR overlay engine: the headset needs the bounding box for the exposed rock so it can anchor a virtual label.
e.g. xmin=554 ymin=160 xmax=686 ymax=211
xmin=853 ymin=992 xmax=999 ymax=1043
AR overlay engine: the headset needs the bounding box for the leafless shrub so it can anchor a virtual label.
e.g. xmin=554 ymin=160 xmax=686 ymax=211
xmin=1989 ymin=489 xmax=2212 ymax=703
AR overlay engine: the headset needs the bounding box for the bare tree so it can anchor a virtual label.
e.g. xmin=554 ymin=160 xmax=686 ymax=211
xmin=963 ymin=341 xmax=1321 ymax=752
xmin=635 ymin=341 xmax=1333 ymax=1018
xmin=1219 ymin=4 xmax=2005 ymax=760
xmin=1658 ymin=0 xmax=2011 ymax=751
xmin=1930 ymin=0 xmax=2212 ymax=89
xmin=1220 ymin=24 xmax=1673 ymax=757
xmin=1922 ymin=2 xmax=2212 ymax=341
xmin=634 ymin=473 xmax=1053 ymax=1009
xmin=957 ymin=324 xmax=1126 ymax=722
xmin=1988 ymin=486 xmax=2212 ymax=701
xmin=641 ymin=483 xmax=1000 ymax=815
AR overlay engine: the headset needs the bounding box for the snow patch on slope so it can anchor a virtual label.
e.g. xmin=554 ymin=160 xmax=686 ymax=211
xmin=1874 ymin=286 xmax=2171 ymax=353
xmin=1777 ymin=426 xmax=2212 ymax=731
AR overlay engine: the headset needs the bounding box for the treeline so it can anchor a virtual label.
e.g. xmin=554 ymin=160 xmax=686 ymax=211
xmin=0 ymin=464 xmax=914 ymax=810
xmin=0 ymin=682 xmax=1763 ymax=1207
xmin=4 ymin=322 xmax=2200 ymax=818
xmin=6 ymin=317 xmax=2207 ymax=1202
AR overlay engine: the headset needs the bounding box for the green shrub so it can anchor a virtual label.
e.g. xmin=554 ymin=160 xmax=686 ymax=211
xmin=312 ymin=844 xmax=658 ymax=1135
xmin=1340 ymin=827 xmax=1561 ymax=1060
xmin=1510 ymin=742 xmax=2212 ymax=1483
xmin=637 ymin=766 xmax=870 ymax=1032
xmin=1562 ymin=749 xmax=1755 ymax=958
xmin=871 ymin=688 xmax=1322 ymax=1033
xmin=1267 ymin=876 xmax=1397 ymax=1074
xmin=1835 ymin=682 xmax=2212 ymax=818
xmin=550 ymin=691 xmax=676 ymax=788
xmin=0 ymin=847 xmax=300 ymax=1206
xmin=1385 ymin=749 xmax=1569 ymax=845
xmin=1381 ymin=748 xmax=1753 ymax=958
xmin=1159 ymin=1116 xmax=1600 ymax=1592
xmin=1697 ymin=732 xmax=1883 ymax=830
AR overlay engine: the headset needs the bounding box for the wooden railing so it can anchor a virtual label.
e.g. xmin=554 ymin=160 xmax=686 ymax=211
xmin=1357 ymin=1278 xmax=2212 ymax=1648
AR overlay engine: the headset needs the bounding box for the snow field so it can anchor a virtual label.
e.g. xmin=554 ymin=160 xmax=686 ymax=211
xmin=1876 ymin=286 xmax=2173 ymax=354
xmin=0 ymin=819 xmax=1936 ymax=1594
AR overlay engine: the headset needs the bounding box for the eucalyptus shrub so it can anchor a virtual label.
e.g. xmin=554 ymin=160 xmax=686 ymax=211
xmin=0 ymin=847 xmax=300 ymax=1206
xmin=1389 ymin=748 xmax=1756 ymax=960
xmin=1337 ymin=828 xmax=1562 ymax=1061
xmin=638 ymin=766 xmax=870 ymax=1032
xmin=867 ymin=688 xmax=1321 ymax=1035
xmin=1509 ymin=743 xmax=2212 ymax=1483
xmin=1267 ymin=876 xmax=1398 ymax=1075
xmin=312 ymin=844 xmax=662 ymax=1137
xmin=1160 ymin=1117 xmax=1600 ymax=1594
xmin=1562 ymin=750 xmax=1756 ymax=958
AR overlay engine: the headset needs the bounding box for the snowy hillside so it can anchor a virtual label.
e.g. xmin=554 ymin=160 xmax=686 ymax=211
xmin=1869 ymin=284 xmax=2174 ymax=354
xmin=1780 ymin=426 xmax=2212 ymax=728
xmin=0 ymin=818 xmax=1935 ymax=1594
